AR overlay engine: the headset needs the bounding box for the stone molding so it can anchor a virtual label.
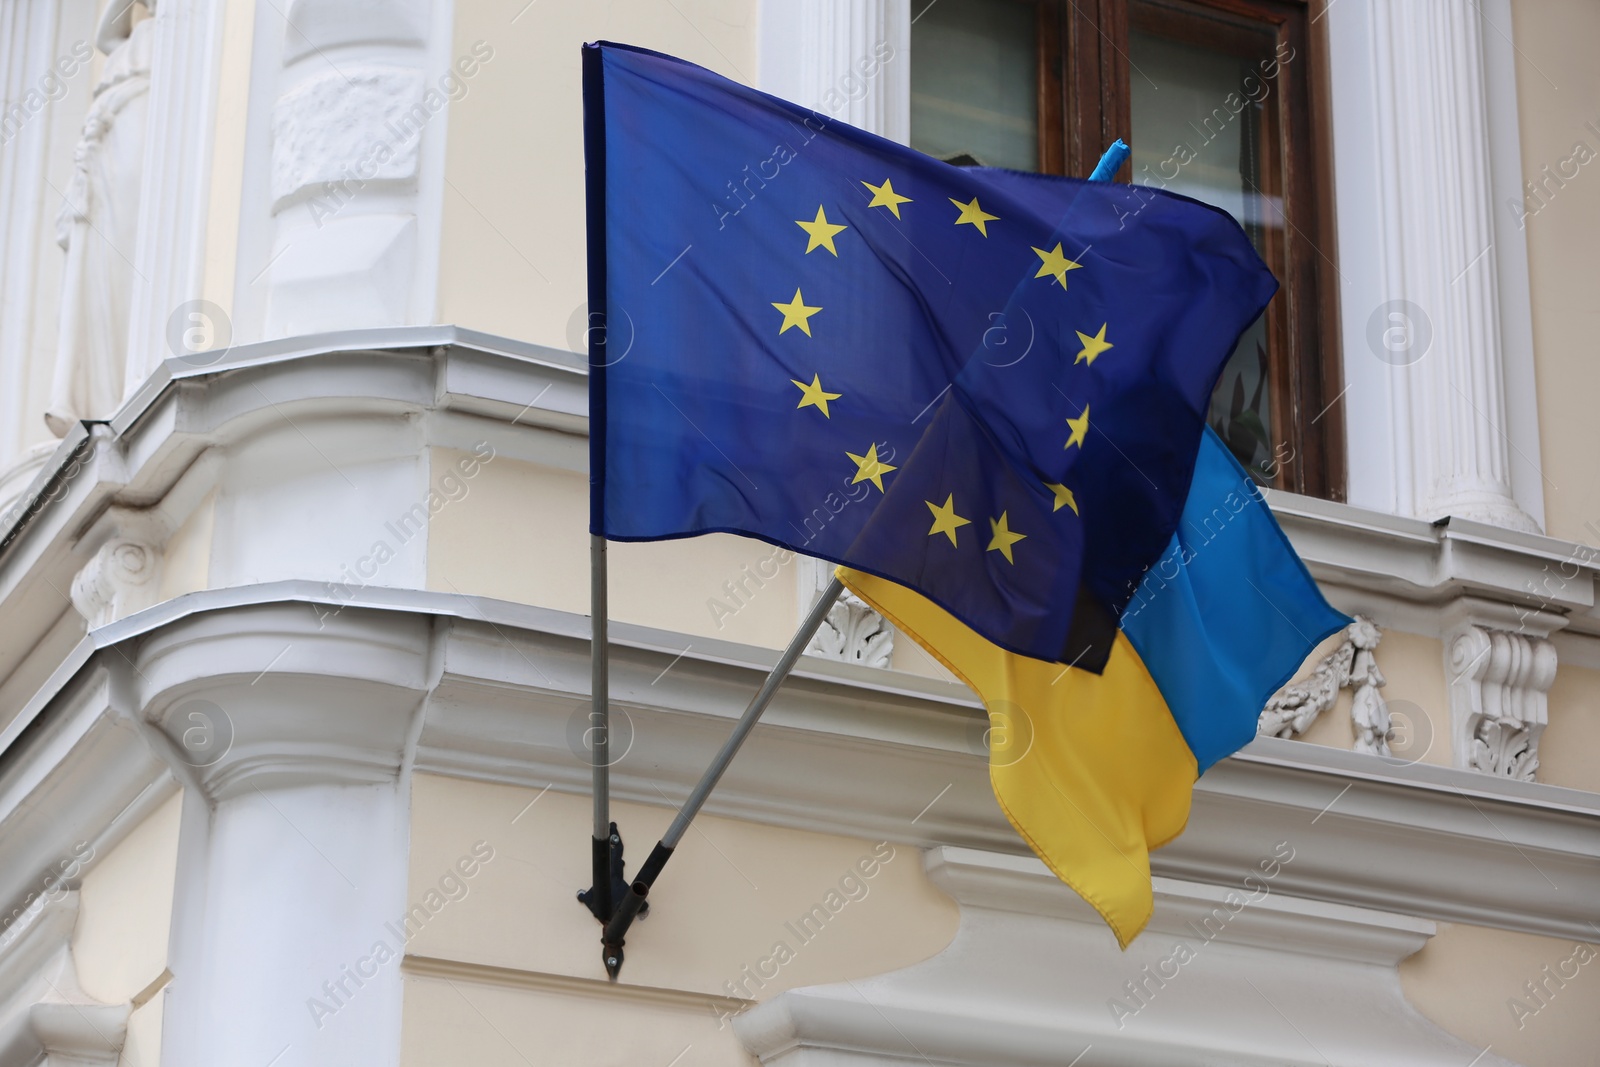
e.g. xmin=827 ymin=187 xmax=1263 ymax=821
xmin=734 ymin=846 xmax=1515 ymax=1067
xmin=0 ymin=892 xmax=129 ymax=1067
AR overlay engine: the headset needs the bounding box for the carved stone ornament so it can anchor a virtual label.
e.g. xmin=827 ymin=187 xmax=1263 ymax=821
xmin=799 ymin=557 xmax=893 ymax=668
xmin=69 ymin=507 xmax=165 ymax=629
xmin=1259 ymin=616 xmax=1390 ymax=754
xmin=1447 ymin=624 xmax=1555 ymax=781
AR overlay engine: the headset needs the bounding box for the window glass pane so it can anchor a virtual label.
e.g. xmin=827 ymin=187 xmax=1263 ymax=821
xmin=1129 ymin=25 xmax=1281 ymax=480
xmin=910 ymin=0 xmax=1039 ymax=171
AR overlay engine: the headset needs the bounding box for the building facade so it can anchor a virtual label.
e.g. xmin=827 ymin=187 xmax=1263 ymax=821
xmin=0 ymin=0 xmax=1597 ymax=1064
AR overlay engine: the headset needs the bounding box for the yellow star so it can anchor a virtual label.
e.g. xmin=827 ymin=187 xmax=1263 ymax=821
xmin=925 ymin=493 xmax=972 ymax=546
xmin=791 ymin=373 xmax=842 ymax=418
xmin=1032 ymin=242 xmax=1084 ymax=289
xmin=1045 ymin=482 xmax=1079 ymax=515
xmin=1065 ymin=405 xmax=1090 ymax=450
xmin=847 ymin=443 xmax=898 ymax=492
xmin=949 ymin=196 xmax=999 ymax=237
xmin=1074 ymin=323 xmax=1113 ymax=365
xmin=986 ymin=512 xmax=1027 ymax=563
xmin=796 ymin=206 xmax=848 ymax=256
xmin=772 ymin=288 xmax=823 ymax=336
xmin=862 ymin=178 xmax=912 ymax=219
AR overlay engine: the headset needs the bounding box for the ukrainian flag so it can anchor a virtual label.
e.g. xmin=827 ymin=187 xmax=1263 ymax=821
xmin=842 ymin=427 xmax=1345 ymax=944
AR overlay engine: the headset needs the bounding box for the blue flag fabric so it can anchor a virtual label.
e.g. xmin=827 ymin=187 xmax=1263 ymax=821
xmin=1120 ymin=427 xmax=1352 ymax=770
xmin=584 ymin=42 xmax=1278 ymax=663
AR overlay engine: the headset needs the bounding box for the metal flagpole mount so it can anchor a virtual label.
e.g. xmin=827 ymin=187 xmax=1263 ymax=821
xmin=598 ymin=577 xmax=846 ymax=981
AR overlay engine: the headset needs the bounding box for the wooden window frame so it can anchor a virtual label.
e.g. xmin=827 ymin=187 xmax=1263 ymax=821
xmin=1000 ymin=0 xmax=1345 ymax=498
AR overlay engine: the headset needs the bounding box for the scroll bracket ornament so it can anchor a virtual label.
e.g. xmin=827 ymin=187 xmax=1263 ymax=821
xmin=1444 ymin=599 xmax=1560 ymax=782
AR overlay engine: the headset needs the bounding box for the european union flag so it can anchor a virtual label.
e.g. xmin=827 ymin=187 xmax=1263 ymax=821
xmin=584 ymin=42 xmax=1277 ymax=665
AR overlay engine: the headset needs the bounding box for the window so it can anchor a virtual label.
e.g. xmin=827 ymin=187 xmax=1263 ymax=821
xmin=911 ymin=0 xmax=1343 ymax=499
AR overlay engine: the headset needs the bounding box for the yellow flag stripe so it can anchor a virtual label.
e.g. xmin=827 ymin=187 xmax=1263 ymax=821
xmin=838 ymin=566 xmax=1198 ymax=947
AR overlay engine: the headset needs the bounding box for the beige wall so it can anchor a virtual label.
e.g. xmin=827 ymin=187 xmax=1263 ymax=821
xmin=73 ymin=790 xmax=181 ymax=1004
xmin=1541 ymin=661 xmax=1600 ymax=792
xmin=438 ymin=0 xmax=759 ymax=349
xmin=1401 ymin=921 xmax=1600 ymax=1067
xmin=1511 ymin=0 xmax=1600 ymax=546
xmin=427 ymin=448 xmax=809 ymax=650
xmin=72 ymin=789 xmax=182 ymax=1066
xmin=401 ymin=773 xmax=958 ymax=1062
xmin=402 ymin=971 xmax=757 ymax=1067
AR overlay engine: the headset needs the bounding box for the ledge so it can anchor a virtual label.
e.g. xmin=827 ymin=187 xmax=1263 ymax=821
xmin=2 ymin=583 xmax=1596 ymax=950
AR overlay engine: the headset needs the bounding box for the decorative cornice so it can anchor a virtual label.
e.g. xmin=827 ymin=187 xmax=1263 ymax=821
xmin=3 ymin=583 xmax=1596 ymax=951
xmin=735 ymin=846 xmax=1513 ymax=1067
xmin=2 ymin=327 xmax=1594 ymax=642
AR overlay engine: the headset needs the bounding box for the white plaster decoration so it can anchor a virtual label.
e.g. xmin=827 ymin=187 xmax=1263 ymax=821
xmin=0 ymin=892 xmax=129 ymax=1067
xmin=736 ymin=847 xmax=1516 ymax=1067
xmin=68 ymin=506 xmax=166 ymax=629
xmin=122 ymin=0 xmax=227 ymax=394
xmin=1259 ymin=616 xmax=1388 ymax=755
xmin=1334 ymin=0 xmax=1541 ymax=532
xmin=808 ymin=591 xmax=894 ymax=668
xmin=69 ymin=536 xmax=159 ymax=630
xmin=239 ymin=0 xmax=446 ymax=343
xmin=1444 ymin=600 xmax=1559 ymax=782
xmin=798 ymin=556 xmax=893 ymax=668
xmin=758 ymin=0 xmax=911 ymax=142
xmin=269 ymin=66 xmax=425 ymax=210
xmin=46 ymin=0 xmax=154 ymax=435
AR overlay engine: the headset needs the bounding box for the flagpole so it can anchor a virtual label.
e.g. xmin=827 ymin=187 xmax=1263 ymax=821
xmin=582 ymin=533 xmax=614 ymax=924
xmin=599 ymin=577 xmax=844 ymax=979
xmin=579 ymin=41 xmax=617 ymax=929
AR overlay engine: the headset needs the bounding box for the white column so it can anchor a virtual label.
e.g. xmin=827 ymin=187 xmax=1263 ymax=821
xmin=137 ymin=603 xmax=430 ymax=1067
xmin=758 ymin=0 xmax=910 ymax=142
xmin=123 ymin=0 xmax=228 ymax=389
xmin=1365 ymin=0 xmax=1540 ymax=532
